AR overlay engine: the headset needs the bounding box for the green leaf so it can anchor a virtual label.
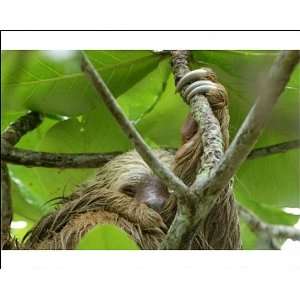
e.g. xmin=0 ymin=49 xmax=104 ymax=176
xmin=118 ymin=57 xmax=171 ymax=122
xmin=235 ymin=149 xmax=300 ymax=210
xmin=76 ymin=224 xmax=140 ymax=250
xmin=138 ymin=73 xmax=188 ymax=148
xmin=10 ymin=179 xmax=44 ymax=221
xmin=2 ymin=50 xmax=162 ymax=117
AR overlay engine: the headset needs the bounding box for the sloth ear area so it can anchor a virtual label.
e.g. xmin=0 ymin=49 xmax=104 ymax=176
xmin=119 ymin=184 xmax=137 ymax=197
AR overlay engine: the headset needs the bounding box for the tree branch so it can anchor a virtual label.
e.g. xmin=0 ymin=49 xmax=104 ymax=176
xmin=2 ymin=144 xmax=119 ymax=168
xmin=1 ymin=111 xmax=42 ymax=249
xmin=192 ymin=51 xmax=300 ymax=201
xmin=1 ymin=139 xmax=299 ymax=169
xmin=160 ymin=51 xmax=226 ymax=249
xmin=238 ymin=204 xmax=300 ymax=241
xmin=1 ymin=111 xmax=42 ymax=145
xmin=247 ymin=139 xmax=300 ymax=160
xmin=81 ymin=52 xmax=189 ymax=199
xmin=190 ymin=95 xmax=224 ymax=182
xmin=1 ymin=162 xmax=12 ymax=249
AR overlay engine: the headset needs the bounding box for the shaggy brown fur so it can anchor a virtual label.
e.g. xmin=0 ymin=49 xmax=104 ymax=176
xmin=24 ymin=151 xmax=172 ymax=249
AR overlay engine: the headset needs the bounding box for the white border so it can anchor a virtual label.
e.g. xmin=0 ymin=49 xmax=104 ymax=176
xmin=1 ymin=0 xmax=300 ymax=30
xmin=1 ymin=251 xmax=300 ymax=300
xmin=1 ymin=31 xmax=300 ymax=50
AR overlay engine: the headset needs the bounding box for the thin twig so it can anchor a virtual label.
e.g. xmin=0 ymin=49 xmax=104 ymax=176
xmin=81 ymin=52 xmax=189 ymax=199
xmin=247 ymin=139 xmax=300 ymax=160
xmin=238 ymin=204 xmax=300 ymax=241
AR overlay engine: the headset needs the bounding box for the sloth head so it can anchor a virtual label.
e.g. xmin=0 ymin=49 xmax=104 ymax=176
xmin=94 ymin=150 xmax=174 ymax=212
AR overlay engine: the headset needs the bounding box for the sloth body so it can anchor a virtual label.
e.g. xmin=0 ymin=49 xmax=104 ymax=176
xmin=24 ymin=67 xmax=241 ymax=250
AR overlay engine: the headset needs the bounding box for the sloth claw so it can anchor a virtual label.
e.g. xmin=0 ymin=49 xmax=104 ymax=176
xmin=176 ymin=69 xmax=210 ymax=92
xmin=186 ymin=84 xmax=218 ymax=102
xmin=183 ymin=80 xmax=216 ymax=98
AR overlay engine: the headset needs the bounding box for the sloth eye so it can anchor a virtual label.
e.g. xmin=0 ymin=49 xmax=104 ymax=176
xmin=119 ymin=185 xmax=136 ymax=197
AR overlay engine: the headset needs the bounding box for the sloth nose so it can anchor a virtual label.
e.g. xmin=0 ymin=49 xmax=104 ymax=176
xmin=135 ymin=176 xmax=170 ymax=212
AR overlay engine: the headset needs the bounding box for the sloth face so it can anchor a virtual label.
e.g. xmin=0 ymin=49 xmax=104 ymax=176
xmin=95 ymin=150 xmax=174 ymax=212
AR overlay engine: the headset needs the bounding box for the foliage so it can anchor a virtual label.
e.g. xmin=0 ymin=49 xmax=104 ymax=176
xmin=2 ymin=50 xmax=299 ymax=249
xmin=75 ymin=225 xmax=140 ymax=250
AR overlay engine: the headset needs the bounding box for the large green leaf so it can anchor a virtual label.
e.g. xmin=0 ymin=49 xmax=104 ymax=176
xmin=76 ymin=224 xmax=140 ymax=250
xmin=2 ymin=50 xmax=162 ymax=117
xmin=118 ymin=57 xmax=171 ymax=122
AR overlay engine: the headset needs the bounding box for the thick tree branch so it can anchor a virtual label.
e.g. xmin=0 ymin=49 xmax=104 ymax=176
xmin=247 ymin=139 xmax=300 ymax=160
xmin=160 ymin=51 xmax=226 ymax=249
xmin=238 ymin=204 xmax=300 ymax=241
xmin=81 ymin=52 xmax=189 ymax=199
xmin=192 ymin=51 xmax=300 ymax=200
xmin=171 ymin=50 xmax=224 ymax=184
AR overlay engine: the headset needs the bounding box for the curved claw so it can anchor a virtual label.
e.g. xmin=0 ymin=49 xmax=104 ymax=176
xmin=186 ymin=85 xmax=218 ymax=102
xmin=183 ymin=80 xmax=216 ymax=98
xmin=176 ymin=69 xmax=209 ymax=92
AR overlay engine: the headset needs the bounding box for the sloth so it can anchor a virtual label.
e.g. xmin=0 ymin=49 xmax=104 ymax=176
xmin=24 ymin=150 xmax=173 ymax=250
xmin=22 ymin=68 xmax=241 ymax=250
